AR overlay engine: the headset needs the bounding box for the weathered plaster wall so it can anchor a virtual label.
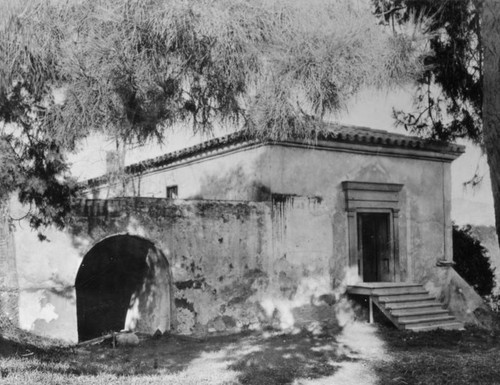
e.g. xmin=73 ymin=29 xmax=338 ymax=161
xmin=10 ymin=142 xmax=464 ymax=340
xmin=425 ymin=266 xmax=486 ymax=324
xmin=92 ymin=143 xmax=453 ymax=287
xmin=13 ymin=197 xmax=342 ymax=341
xmin=265 ymin=195 xmax=343 ymax=327
xmin=92 ymin=145 xmax=271 ymax=201
xmin=263 ymin=145 xmax=452 ymax=285
xmin=12 ymin=211 xmax=86 ymax=342
xmin=89 ymin=142 xmax=454 ymax=289
xmin=95 ymin=143 xmax=457 ymax=292
xmin=74 ymin=198 xmax=340 ymax=335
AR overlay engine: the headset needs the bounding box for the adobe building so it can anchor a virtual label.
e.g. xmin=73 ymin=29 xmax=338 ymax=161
xmin=2 ymin=125 xmax=486 ymax=342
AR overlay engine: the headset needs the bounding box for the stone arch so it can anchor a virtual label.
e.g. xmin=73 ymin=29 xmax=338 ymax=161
xmin=75 ymin=234 xmax=173 ymax=342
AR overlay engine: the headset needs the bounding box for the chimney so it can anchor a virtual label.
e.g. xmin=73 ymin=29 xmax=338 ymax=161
xmin=105 ymin=151 xmax=123 ymax=175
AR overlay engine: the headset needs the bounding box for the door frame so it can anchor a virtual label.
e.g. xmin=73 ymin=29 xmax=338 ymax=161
xmin=342 ymin=181 xmax=403 ymax=282
xmin=356 ymin=209 xmax=395 ymax=282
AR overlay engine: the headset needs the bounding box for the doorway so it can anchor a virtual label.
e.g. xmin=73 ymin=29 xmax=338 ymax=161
xmin=75 ymin=235 xmax=172 ymax=342
xmin=357 ymin=213 xmax=393 ymax=282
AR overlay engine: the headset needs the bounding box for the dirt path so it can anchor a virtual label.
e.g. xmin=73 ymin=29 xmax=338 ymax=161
xmin=295 ymin=322 xmax=391 ymax=385
xmin=0 ymin=321 xmax=392 ymax=385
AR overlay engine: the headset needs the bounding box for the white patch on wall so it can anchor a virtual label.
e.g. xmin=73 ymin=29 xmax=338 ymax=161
xmin=124 ymin=296 xmax=141 ymax=331
xmin=259 ymin=275 xmax=333 ymax=329
xmin=13 ymin=215 xmax=84 ymax=289
xmin=126 ymin=217 xmax=147 ymax=237
xmin=19 ymin=290 xmax=58 ymax=330
xmin=259 ymin=266 xmax=361 ymax=330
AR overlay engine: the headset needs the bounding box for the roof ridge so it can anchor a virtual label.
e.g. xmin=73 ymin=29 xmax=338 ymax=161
xmin=84 ymin=124 xmax=465 ymax=188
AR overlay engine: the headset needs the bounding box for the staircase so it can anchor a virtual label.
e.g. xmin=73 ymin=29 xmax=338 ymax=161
xmin=347 ymin=282 xmax=464 ymax=331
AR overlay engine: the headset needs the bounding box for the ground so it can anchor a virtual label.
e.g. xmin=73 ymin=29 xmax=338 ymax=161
xmin=376 ymin=326 xmax=500 ymax=385
xmin=1 ymin=322 xmax=500 ymax=385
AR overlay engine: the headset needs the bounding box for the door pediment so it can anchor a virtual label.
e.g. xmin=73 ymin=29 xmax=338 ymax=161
xmin=342 ymin=181 xmax=403 ymax=212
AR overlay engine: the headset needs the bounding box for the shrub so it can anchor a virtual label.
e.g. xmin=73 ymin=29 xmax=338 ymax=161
xmin=453 ymin=224 xmax=496 ymax=296
xmin=483 ymin=294 xmax=500 ymax=313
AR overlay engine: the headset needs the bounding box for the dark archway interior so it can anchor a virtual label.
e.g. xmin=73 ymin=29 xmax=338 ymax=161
xmin=75 ymin=235 xmax=153 ymax=342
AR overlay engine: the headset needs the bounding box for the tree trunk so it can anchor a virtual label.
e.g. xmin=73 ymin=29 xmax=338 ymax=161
xmin=0 ymin=199 xmax=19 ymax=326
xmin=482 ymin=0 xmax=500 ymax=250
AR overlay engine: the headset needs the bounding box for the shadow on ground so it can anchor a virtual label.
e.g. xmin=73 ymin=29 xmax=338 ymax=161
xmin=5 ymin=322 xmax=500 ymax=385
xmin=80 ymin=326 xmax=358 ymax=383
xmin=0 ymin=322 xmax=371 ymax=384
xmin=227 ymin=328 xmax=356 ymax=384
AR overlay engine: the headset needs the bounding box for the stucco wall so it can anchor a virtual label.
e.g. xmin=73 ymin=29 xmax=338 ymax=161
xmin=263 ymin=145 xmax=452 ymax=285
xmin=10 ymin=142 xmax=460 ymax=341
xmin=91 ymin=145 xmax=271 ymax=201
xmin=12 ymin=215 xmax=85 ymax=342
xmin=92 ymin=143 xmax=453 ymax=286
xmin=13 ymin=197 xmax=343 ymax=342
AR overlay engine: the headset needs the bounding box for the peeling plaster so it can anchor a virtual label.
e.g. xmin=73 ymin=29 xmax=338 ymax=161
xmin=19 ymin=290 xmax=59 ymax=330
xmin=6 ymin=140 xmax=463 ymax=340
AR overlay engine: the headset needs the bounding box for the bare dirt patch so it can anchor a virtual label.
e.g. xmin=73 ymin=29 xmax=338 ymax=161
xmin=0 ymin=321 xmax=391 ymax=385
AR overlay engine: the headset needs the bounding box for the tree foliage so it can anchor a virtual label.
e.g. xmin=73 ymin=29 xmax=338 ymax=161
xmin=453 ymin=224 xmax=495 ymax=296
xmin=372 ymin=0 xmax=482 ymax=144
xmin=373 ymin=1 xmax=500 ymax=294
xmin=0 ymin=0 xmax=425 ymax=228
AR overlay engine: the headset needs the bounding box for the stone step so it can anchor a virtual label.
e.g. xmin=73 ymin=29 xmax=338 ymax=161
xmin=348 ymin=282 xmax=463 ymax=332
xmin=405 ymin=321 xmax=464 ymax=332
xmin=390 ymin=306 xmax=447 ymax=317
xmin=351 ymin=282 xmax=422 ymax=288
xmin=397 ymin=313 xmax=455 ymax=324
xmin=384 ymin=300 xmax=442 ymax=310
xmin=377 ymin=293 xmax=434 ymax=303
xmin=370 ymin=286 xmax=428 ymax=296
xmin=347 ymin=282 xmax=422 ymax=296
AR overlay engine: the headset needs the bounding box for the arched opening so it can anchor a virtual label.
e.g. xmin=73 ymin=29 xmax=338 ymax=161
xmin=75 ymin=234 xmax=172 ymax=342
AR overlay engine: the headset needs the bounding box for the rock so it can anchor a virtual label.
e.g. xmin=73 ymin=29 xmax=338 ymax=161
xmin=222 ymin=315 xmax=237 ymax=328
xmin=153 ymin=329 xmax=163 ymax=339
xmin=208 ymin=316 xmax=226 ymax=332
xmin=116 ymin=332 xmax=140 ymax=346
xmin=318 ymin=294 xmax=336 ymax=306
xmin=473 ymin=305 xmax=500 ymax=330
xmin=306 ymin=321 xmax=323 ymax=335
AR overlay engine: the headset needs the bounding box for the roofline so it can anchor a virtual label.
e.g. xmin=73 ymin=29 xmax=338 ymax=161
xmin=83 ymin=126 xmax=465 ymax=188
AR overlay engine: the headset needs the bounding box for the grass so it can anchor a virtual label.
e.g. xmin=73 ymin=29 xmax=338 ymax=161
xmin=375 ymin=325 xmax=500 ymax=385
xmin=0 ymin=324 xmax=353 ymax=385
xmin=3 ymin=322 xmax=500 ymax=384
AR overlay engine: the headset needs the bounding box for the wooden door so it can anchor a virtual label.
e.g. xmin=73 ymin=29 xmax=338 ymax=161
xmin=358 ymin=213 xmax=392 ymax=282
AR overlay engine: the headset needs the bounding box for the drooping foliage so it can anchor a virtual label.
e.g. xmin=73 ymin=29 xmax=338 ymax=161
xmin=453 ymin=224 xmax=495 ymax=296
xmin=372 ymin=0 xmax=482 ymax=144
xmin=373 ymin=1 xmax=500 ymax=288
xmin=0 ymin=0 xmax=426 ymax=229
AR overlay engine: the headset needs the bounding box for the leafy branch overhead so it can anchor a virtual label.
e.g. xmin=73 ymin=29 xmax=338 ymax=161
xmin=372 ymin=0 xmax=482 ymax=144
xmin=0 ymin=0 xmax=425 ymax=228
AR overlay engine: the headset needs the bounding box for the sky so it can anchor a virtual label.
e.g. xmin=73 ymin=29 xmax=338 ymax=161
xmin=339 ymin=87 xmax=494 ymax=227
xmin=68 ymin=86 xmax=495 ymax=227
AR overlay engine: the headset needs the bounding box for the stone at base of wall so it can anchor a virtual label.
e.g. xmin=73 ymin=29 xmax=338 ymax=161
xmin=426 ymin=266 xmax=493 ymax=328
xmin=183 ymin=294 xmax=360 ymax=338
xmin=473 ymin=306 xmax=500 ymax=330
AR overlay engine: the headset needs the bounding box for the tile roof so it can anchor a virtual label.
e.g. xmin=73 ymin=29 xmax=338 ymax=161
xmin=85 ymin=124 xmax=465 ymax=187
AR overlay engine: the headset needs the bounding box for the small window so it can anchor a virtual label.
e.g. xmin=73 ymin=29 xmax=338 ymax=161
xmin=166 ymin=185 xmax=178 ymax=199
